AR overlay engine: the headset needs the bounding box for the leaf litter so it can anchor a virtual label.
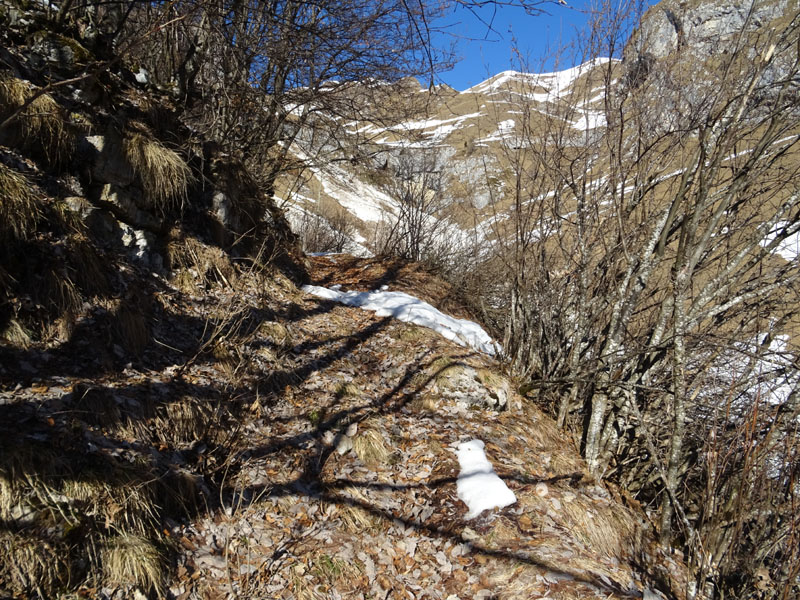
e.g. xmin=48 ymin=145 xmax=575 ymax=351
xmin=1 ymin=255 xmax=685 ymax=600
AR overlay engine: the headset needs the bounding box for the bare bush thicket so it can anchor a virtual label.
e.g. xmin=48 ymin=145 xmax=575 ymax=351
xmin=296 ymin=202 xmax=359 ymax=254
xmin=376 ymin=149 xmax=467 ymax=271
xmin=114 ymin=0 xmax=452 ymax=200
xmin=484 ymin=2 xmax=800 ymax=597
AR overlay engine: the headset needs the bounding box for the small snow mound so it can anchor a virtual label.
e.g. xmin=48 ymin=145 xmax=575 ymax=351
xmin=454 ymin=440 xmax=516 ymax=518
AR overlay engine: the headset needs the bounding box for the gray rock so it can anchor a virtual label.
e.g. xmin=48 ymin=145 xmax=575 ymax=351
xmin=64 ymin=196 xmax=94 ymax=218
xmin=99 ymin=183 xmax=162 ymax=231
xmin=84 ymin=135 xmax=135 ymax=187
xmin=437 ymin=364 xmax=509 ymax=410
xmin=28 ymin=32 xmax=90 ymax=70
xmin=630 ymin=0 xmax=788 ymax=61
xmin=336 ymin=435 xmax=353 ymax=455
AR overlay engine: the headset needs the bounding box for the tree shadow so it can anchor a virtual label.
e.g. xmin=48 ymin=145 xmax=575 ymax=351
xmin=0 ymin=286 xmax=397 ymax=596
xmin=210 ymin=346 xmax=645 ymax=599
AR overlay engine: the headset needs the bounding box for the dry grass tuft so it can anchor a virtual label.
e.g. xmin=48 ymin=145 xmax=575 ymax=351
xmin=476 ymin=368 xmax=506 ymax=389
xmin=0 ymin=533 xmax=72 ymax=598
xmin=560 ymin=496 xmax=636 ymax=559
xmin=311 ymin=553 xmax=360 ymax=585
xmin=67 ymin=233 xmax=110 ymax=297
xmin=409 ymin=394 xmax=439 ymax=413
xmin=124 ymin=132 xmax=192 ymax=210
xmin=62 ymin=467 xmax=159 ymax=536
xmin=1 ymin=318 xmax=32 ymax=349
xmin=336 ymin=485 xmax=384 ymax=533
xmin=259 ymin=321 xmax=293 ymax=353
xmin=71 ymin=384 xmax=122 ymax=429
xmin=151 ymin=395 xmax=239 ymax=452
xmin=112 ymin=296 xmax=150 ymax=356
xmin=334 ymin=381 xmax=360 ymax=399
xmin=428 ymin=356 xmax=464 ymax=387
xmin=172 ymin=268 xmax=197 ymax=294
xmin=0 ymin=73 xmax=75 ymax=166
xmin=0 ymin=73 xmax=28 ymax=107
xmin=101 ymin=533 xmax=163 ymax=595
xmin=352 ymin=429 xmax=391 ymax=466
xmin=0 ymin=443 xmax=167 ymax=595
xmin=166 ymin=233 xmax=237 ymax=290
xmin=159 ymin=467 xmax=204 ymax=515
xmin=155 ymin=396 xmax=212 ymax=447
xmin=0 ymin=162 xmax=41 ymax=241
xmin=44 ymin=268 xmax=82 ymax=315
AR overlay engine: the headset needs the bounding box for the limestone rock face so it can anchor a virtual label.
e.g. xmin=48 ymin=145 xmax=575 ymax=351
xmin=83 ymin=134 xmax=135 ymax=187
xmin=629 ymin=0 xmax=788 ymax=60
xmin=98 ymin=183 xmax=163 ymax=231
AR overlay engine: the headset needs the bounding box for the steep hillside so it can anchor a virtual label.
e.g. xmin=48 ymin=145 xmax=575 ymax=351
xmin=0 ymin=2 xmax=692 ymax=600
xmin=280 ymin=0 xmax=798 ymax=259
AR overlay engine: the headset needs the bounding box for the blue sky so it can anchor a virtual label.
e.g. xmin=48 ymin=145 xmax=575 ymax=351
xmin=429 ymin=1 xmax=642 ymax=90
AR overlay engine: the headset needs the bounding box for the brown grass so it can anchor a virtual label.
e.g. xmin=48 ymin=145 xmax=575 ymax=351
xmin=100 ymin=533 xmax=164 ymax=595
xmin=0 ymin=162 xmax=41 ymax=241
xmin=335 ymin=485 xmax=384 ymax=533
xmin=1 ymin=318 xmax=32 ymax=349
xmin=0 ymin=533 xmax=72 ymax=598
xmin=41 ymin=267 xmax=82 ymax=316
xmin=112 ymin=294 xmax=150 ymax=356
xmin=559 ymin=495 xmax=637 ymax=559
xmin=166 ymin=233 xmax=237 ymax=290
xmin=259 ymin=320 xmax=294 ymax=354
xmin=124 ymin=132 xmax=193 ymax=210
xmin=352 ymin=429 xmax=391 ymax=466
xmin=71 ymin=384 xmax=122 ymax=429
xmin=0 ymin=73 xmax=75 ymax=166
xmin=63 ymin=468 xmax=160 ymax=536
xmin=0 ymin=442 xmax=168 ymax=597
xmin=311 ymin=552 xmax=361 ymax=586
xmin=149 ymin=395 xmax=241 ymax=454
xmin=67 ymin=233 xmax=111 ymax=297
xmin=334 ymin=381 xmax=360 ymax=399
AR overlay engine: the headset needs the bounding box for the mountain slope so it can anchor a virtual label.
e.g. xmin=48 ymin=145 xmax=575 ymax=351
xmin=278 ymin=57 xmax=617 ymax=244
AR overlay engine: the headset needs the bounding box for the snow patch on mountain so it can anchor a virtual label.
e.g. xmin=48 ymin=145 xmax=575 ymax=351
xmin=465 ymin=58 xmax=617 ymax=99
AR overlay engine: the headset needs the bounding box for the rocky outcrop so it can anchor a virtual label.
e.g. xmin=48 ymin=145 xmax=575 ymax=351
xmin=627 ymin=0 xmax=789 ymax=61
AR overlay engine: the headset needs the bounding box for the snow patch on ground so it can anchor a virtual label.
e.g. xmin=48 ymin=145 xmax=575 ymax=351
xmin=301 ymin=285 xmax=501 ymax=356
xmin=453 ymin=440 xmax=516 ymax=518
xmin=572 ymin=110 xmax=606 ymax=131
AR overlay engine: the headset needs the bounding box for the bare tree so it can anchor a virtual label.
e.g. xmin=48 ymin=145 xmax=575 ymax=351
xmin=295 ymin=202 xmax=359 ymax=255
